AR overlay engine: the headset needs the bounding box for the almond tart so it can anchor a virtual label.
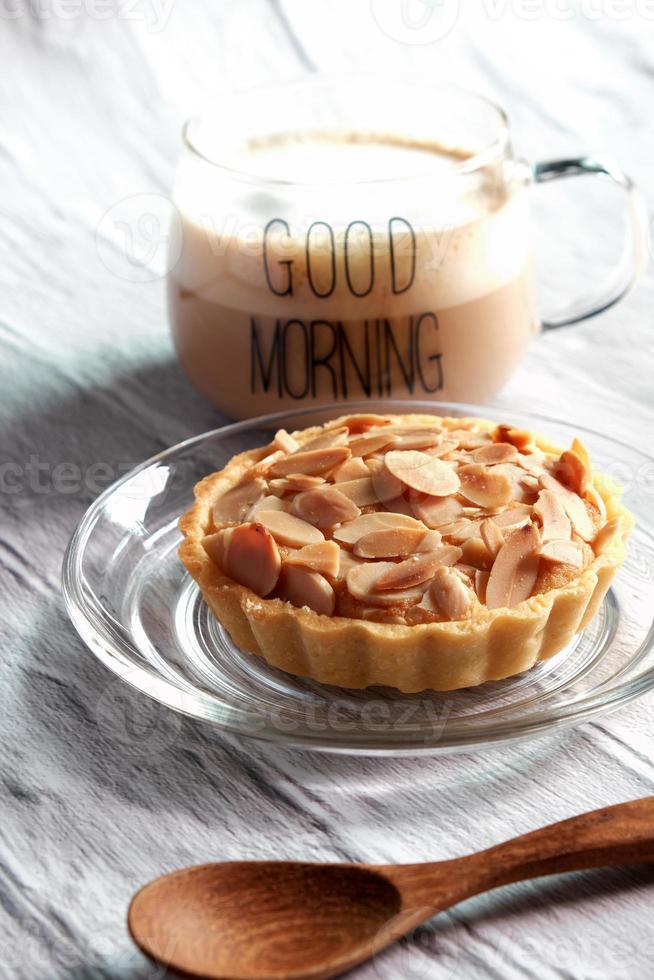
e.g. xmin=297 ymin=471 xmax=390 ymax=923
xmin=179 ymin=414 xmax=633 ymax=692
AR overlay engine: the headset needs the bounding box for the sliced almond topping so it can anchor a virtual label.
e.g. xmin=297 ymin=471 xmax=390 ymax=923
xmin=331 ymin=477 xmax=379 ymax=507
xmin=491 ymin=505 xmax=532 ymax=530
xmin=424 ymin=438 xmax=461 ymax=458
xmin=533 ymin=489 xmax=571 ymax=542
xmin=571 ymin=437 xmax=591 ymax=471
xmin=254 ymin=449 xmax=285 ymax=473
xmin=411 ymin=495 xmax=463 ymax=529
xmin=370 ymin=465 xmax=404 ymax=505
xmin=554 ymin=449 xmax=589 ymax=496
xmin=332 ymin=457 xmax=370 ymax=482
xmin=585 ymin=483 xmax=607 ymax=523
xmin=277 ymin=565 xmax=335 ymax=616
xmin=223 ymin=523 xmax=281 ymax=597
xmin=348 ymin=433 xmax=395 ymax=457
xmin=202 ymin=528 xmax=233 ymax=569
xmin=416 ymin=530 xmax=446 ymax=552
xmin=460 ymin=536 xmax=494 ymax=570
xmin=255 ymin=510 xmax=324 ymax=548
xmin=212 ymin=477 xmax=267 ymax=525
xmin=458 ymin=464 xmax=513 ymax=509
xmin=520 ymin=475 xmax=541 ymax=492
xmin=346 ymin=561 xmax=425 ymax=606
xmin=269 ymin=446 xmax=350 ymax=478
xmin=383 ymin=495 xmax=418 ymax=518
xmin=593 ymin=516 xmax=624 ymax=556
xmin=485 ymin=523 xmax=541 ymax=610
xmin=354 ymin=527 xmax=430 ymax=559
xmin=344 ymin=414 xmax=394 ymax=433
xmin=495 ymin=425 xmax=534 ymax=452
xmin=333 ymin=511 xmax=425 ymax=546
xmin=385 ymin=450 xmax=460 ymax=496
xmin=388 ymin=428 xmax=442 ymax=450
xmin=273 ymin=428 xmax=300 ymax=453
xmin=540 ymin=473 xmax=594 ymax=541
xmin=291 ymin=487 xmax=360 ymax=528
xmin=473 ymin=443 xmax=519 ymax=465
xmin=374 ymin=553 xmax=446 ymax=591
xmin=447 ymin=429 xmax=492 ymax=450
xmin=539 ymin=540 xmax=584 ymax=568
xmin=516 ymin=450 xmax=547 ymax=474
xmin=332 ymin=548 xmax=367 ymax=583
xmin=474 ymin=569 xmax=490 ymax=604
xmin=300 ymin=426 xmax=350 ymax=452
xmin=246 ymin=494 xmax=289 ymax=519
xmin=480 ymin=518 xmax=505 ymax=558
xmin=269 ymin=474 xmax=325 ymax=493
xmin=428 ymin=565 xmax=473 ymax=620
xmin=439 ymin=519 xmax=482 ymax=543
xmin=489 ymin=462 xmax=536 ymax=503
xmin=284 ymin=541 xmax=341 ymax=578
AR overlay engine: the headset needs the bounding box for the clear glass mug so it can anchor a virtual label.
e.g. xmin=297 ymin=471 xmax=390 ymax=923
xmin=168 ymin=75 xmax=646 ymax=420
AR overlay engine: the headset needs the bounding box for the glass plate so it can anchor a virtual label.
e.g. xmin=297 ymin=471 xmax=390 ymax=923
xmin=63 ymin=400 xmax=654 ymax=755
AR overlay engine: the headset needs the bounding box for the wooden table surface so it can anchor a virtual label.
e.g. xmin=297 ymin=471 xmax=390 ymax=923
xmin=1 ymin=3 xmax=654 ymax=977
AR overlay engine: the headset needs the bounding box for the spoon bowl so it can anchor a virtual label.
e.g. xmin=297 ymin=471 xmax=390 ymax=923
xmin=129 ymin=797 xmax=654 ymax=980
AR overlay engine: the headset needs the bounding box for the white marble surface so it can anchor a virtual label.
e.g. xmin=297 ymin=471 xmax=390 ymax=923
xmin=2 ymin=3 xmax=654 ymax=977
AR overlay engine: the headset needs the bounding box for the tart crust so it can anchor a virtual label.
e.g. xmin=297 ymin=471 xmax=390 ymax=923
xmin=179 ymin=414 xmax=633 ymax=693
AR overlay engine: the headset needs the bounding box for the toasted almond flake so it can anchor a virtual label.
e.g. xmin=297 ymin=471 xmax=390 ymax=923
xmin=385 ymin=450 xmax=460 ymax=496
xmin=485 ymin=523 xmax=541 ymax=610
xmin=491 ymin=505 xmax=532 ymax=530
xmin=416 ymin=530 xmax=445 ymax=552
xmin=520 ymin=474 xmax=541 ymax=491
xmin=246 ymin=494 xmax=289 ymax=519
xmin=555 ymin=449 xmax=589 ymax=496
xmin=254 ymin=449 xmax=285 ymax=472
xmin=473 ymin=442 xmax=519 ymax=465
xmin=269 ymin=474 xmax=326 ymax=493
xmin=202 ymin=528 xmax=233 ymax=569
xmin=332 ymin=457 xmax=370 ymax=482
xmin=331 ymin=476 xmax=379 ymax=507
xmin=291 ymin=487 xmax=360 ymax=528
xmin=480 ymin=518 xmax=505 ymax=558
xmin=348 ymin=433 xmax=395 ymax=457
xmin=212 ymin=477 xmax=267 ymax=525
xmin=539 ymin=540 xmax=584 ymax=567
xmin=299 ymin=426 xmax=350 ymax=452
xmin=354 ymin=527 xmax=430 ymax=559
xmin=277 ymin=565 xmax=335 ymax=616
xmin=269 ymin=446 xmax=350 ymax=478
xmin=375 ymin=553 xmax=447 ymax=591
xmin=383 ymin=495 xmax=417 ymax=517
xmin=458 ymin=463 xmax=513 ymax=509
xmin=447 ymin=429 xmax=491 ymax=450
xmin=284 ymin=541 xmax=341 ymax=578
xmin=484 ymin=462 xmax=534 ymax=504
xmin=332 ymin=548 xmax=366 ymax=582
xmin=516 ymin=450 xmax=547 ymax=474
xmin=273 ymin=428 xmax=300 ymax=453
xmin=370 ymin=464 xmax=404 ymax=505
xmin=593 ymin=516 xmax=624 ymax=555
xmin=540 ymin=473 xmax=594 ymax=541
xmin=495 ymin=425 xmax=533 ymax=452
xmin=388 ymin=429 xmax=442 ymax=450
xmin=346 ymin=561 xmax=425 ymax=606
xmin=333 ymin=511 xmax=425 ymax=546
xmin=438 ymin=519 xmax=482 ymax=543
xmin=475 ymin=569 xmax=490 ymax=603
xmin=533 ymin=489 xmax=571 ymax=542
xmin=411 ymin=495 xmax=463 ymax=529
xmin=460 ymin=536 xmax=493 ymax=570
xmin=344 ymin=414 xmax=394 ymax=433
xmin=571 ymin=437 xmax=591 ymax=470
xmin=255 ymin=510 xmax=324 ymax=547
xmin=428 ymin=565 xmax=473 ymax=620
xmin=223 ymin=523 xmax=281 ymax=597
xmin=423 ymin=438 xmax=461 ymax=458
xmin=585 ymin=483 xmax=607 ymax=522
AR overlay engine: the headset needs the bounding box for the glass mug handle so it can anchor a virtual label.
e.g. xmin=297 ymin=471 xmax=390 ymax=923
xmin=533 ymin=156 xmax=648 ymax=329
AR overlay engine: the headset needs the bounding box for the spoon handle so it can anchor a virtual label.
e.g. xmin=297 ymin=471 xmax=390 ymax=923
xmin=478 ymin=796 xmax=654 ymax=890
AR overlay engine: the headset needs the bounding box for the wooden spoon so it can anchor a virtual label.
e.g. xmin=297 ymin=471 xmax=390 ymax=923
xmin=128 ymin=797 xmax=654 ymax=980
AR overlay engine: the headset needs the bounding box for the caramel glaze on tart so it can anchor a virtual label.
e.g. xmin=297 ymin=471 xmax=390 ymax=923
xmin=179 ymin=414 xmax=633 ymax=692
